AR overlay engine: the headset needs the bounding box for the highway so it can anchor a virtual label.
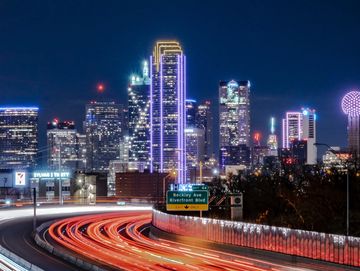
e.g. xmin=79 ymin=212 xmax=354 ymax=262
xmin=44 ymin=212 xmax=356 ymax=271
xmin=0 ymin=205 xmax=152 ymax=271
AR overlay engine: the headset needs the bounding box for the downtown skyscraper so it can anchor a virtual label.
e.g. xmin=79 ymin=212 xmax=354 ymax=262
xmin=0 ymin=107 xmax=39 ymax=169
xmin=84 ymin=101 xmax=124 ymax=172
xmin=282 ymin=108 xmax=317 ymax=164
xmin=150 ymin=41 xmax=186 ymax=183
xmin=196 ymin=100 xmax=213 ymax=160
xmin=47 ymin=118 xmax=86 ymax=172
xmin=219 ymin=80 xmax=251 ymax=167
xmin=128 ymin=61 xmax=151 ymax=170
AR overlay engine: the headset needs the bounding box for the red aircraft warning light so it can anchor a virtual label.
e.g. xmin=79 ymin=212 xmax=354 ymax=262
xmin=97 ymin=83 xmax=105 ymax=93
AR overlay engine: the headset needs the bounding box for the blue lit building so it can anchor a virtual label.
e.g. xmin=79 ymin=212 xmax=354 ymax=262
xmin=150 ymin=41 xmax=186 ymax=183
xmin=0 ymin=107 xmax=39 ymax=169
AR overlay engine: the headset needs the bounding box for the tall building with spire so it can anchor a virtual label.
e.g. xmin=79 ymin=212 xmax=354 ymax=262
xmin=341 ymin=91 xmax=360 ymax=157
xmin=267 ymin=117 xmax=278 ymax=156
xmin=150 ymin=41 xmax=186 ymax=183
xmin=128 ymin=61 xmax=151 ymax=170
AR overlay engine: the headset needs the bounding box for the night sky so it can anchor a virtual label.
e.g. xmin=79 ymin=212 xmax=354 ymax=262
xmin=1 ymin=0 xmax=359 ymax=151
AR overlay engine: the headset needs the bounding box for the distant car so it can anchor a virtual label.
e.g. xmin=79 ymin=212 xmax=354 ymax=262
xmin=116 ymin=201 xmax=126 ymax=206
xmin=0 ymin=199 xmax=12 ymax=207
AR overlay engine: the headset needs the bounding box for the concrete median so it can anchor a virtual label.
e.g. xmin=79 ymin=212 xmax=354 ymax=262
xmin=34 ymin=221 xmax=108 ymax=271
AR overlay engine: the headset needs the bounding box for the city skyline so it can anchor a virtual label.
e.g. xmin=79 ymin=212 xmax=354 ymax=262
xmin=1 ymin=1 xmax=359 ymax=150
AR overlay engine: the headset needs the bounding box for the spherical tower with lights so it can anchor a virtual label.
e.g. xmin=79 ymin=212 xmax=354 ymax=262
xmin=342 ymin=91 xmax=360 ymax=156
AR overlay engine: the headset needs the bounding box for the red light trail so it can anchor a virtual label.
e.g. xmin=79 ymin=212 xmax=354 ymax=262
xmin=47 ymin=212 xmax=342 ymax=271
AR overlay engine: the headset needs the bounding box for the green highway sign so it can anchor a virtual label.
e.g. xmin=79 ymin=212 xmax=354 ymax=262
xmin=191 ymin=185 xmax=208 ymax=191
xmin=166 ymin=190 xmax=209 ymax=211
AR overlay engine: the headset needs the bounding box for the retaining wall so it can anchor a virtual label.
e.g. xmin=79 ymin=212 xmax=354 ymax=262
xmin=152 ymin=209 xmax=360 ymax=267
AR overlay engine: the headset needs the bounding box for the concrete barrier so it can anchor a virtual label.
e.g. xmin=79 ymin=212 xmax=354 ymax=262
xmin=152 ymin=209 xmax=360 ymax=268
xmin=0 ymin=244 xmax=43 ymax=271
xmin=34 ymin=221 xmax=107 ymax=271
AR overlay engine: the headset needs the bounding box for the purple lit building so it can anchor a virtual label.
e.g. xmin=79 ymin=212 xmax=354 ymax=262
xmin=342 ymin=91 xmax=360 ymax=156
xmin=150 ymin=41 xmax=186 ymax=183
xmin=281 ymin=108 xmax=317 ymax=164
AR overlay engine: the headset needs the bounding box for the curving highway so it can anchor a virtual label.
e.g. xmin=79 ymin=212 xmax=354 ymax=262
xmin=44 ymin=212 xmax=354 ymax=271
xmin=0 ymin=205 xmax=152 ymax=270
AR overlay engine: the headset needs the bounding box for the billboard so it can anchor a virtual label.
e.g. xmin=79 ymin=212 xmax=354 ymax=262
xmin=15 ymin=171 xmax=26 ymax=186
xmin=32 ymin=171 xmax=71 ymax=180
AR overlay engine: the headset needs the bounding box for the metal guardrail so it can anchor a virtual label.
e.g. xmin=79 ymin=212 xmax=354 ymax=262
xmin=152 ymin=209 xmax=360 ymax=267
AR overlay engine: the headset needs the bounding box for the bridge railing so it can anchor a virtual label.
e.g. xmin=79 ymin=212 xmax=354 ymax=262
xmin=152 ymin=209 xmax=360 ymax=267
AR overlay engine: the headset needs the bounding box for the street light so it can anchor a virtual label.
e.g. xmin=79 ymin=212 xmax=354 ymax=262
xmin=314 ymin=142 xmax=350 ymax=236
xmin=163 ymin=171 xmax=176 ymax=204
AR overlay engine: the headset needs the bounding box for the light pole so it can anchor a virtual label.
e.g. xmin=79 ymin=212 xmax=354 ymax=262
xmin=162 ymin=171 xmax=176 ymax=204
xmin=58 ymin=141 xmax=63 ymax=205
xmin=33 ymin=187 xmax=37 ymax=232
xmin=314 ymin=142 xmax=350 ymax=236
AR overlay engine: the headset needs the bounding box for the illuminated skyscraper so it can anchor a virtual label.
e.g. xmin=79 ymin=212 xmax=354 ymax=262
xmin=185 ymin=128 xmax=205 ymax=182
xmin=47 ymin=118 xmax=86 ymax=171
xmin=196 ymin=100 xmax=213 ymax=159
xmin=186 ymin=99 xmax=197 ymax=127
xmin=150 ymin=41 xmax=186 ymax=183
xmin=282 ymin=108 xmax=317 ymax=164
xmin=128 ymin=61 xmax=151 ymax=169
xmin=282 ymin=112 xmax=302 ymax=148
xmin=342 ymin=91 xmax=360 ymax=156
xmin=267 ymin=117 xmax=278 ymax=156
xmin=219 ymin=80 xmax=251 ymax=167
xmin=84 ymin=101 xmax=123 ymax=172
xmin=0 ymin=107 xmax=38 ymax=169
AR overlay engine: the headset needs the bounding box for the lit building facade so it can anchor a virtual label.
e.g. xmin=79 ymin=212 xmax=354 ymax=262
xmin=282 ymin=108 xmax=317 ymax=164
xmin=0 ymin=107 xmax=38 ymax=169
xmin=47 ymin=119 xmax=86 ymax=172
xmin=322 ymin=146 xmax=349 ymax=169
xmin=185 ymin=127 xmax=205 ymax=171
xmin=267 ymin=117 xmax=278 ymax=156
xmin=186 ymin=99 xmax=197 ymax=127
xmin=196 ymin=100 xmax=213 ymax=159
xmin=252 ymin=146 xmax=269 ymax=168
xmin=84 ymin=101 xmax=123 ymax=172
xmin=220 ymin=145 xmax=250 ymax=167
xmin=150 ymin=41 xmax=186 ymax=183
xmin=128 ymin=61 xmax=151 ymax=170
xmin=219 ymin=80 xmax=251 ymax=167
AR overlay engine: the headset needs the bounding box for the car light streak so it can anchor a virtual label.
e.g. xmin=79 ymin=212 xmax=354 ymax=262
xmin=44 ymin=212 xmax=335 ymax=271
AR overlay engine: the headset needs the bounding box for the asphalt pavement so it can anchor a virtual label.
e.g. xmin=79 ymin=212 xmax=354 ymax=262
xmin=0 ymin=214 xmax=84 ymax=271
